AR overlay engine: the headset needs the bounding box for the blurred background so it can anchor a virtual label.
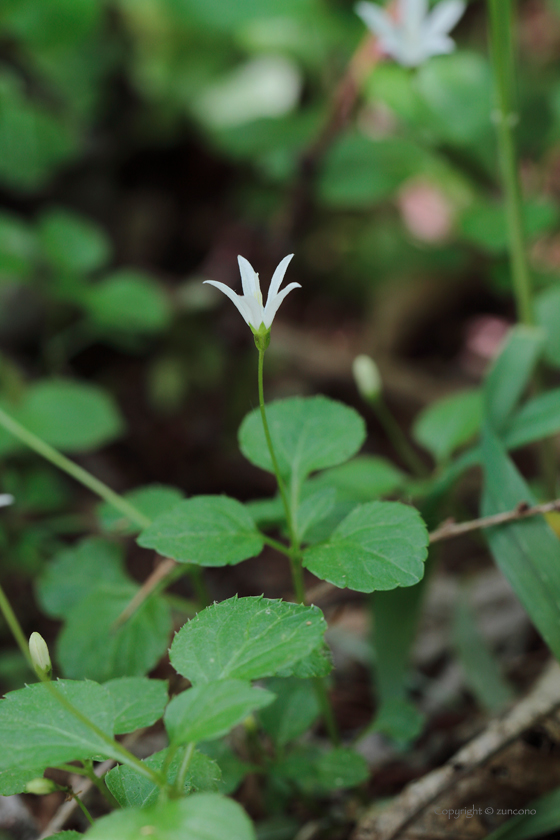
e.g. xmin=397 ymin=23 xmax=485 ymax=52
xmin=1 ymin=0 xmax=560 ymax=724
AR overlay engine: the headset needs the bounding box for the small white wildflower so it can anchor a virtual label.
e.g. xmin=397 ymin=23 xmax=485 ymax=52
xmin=0 ymin=494 xmax=14 ymax=507
xmin=204 ymin=254 xmax=300 ymax=333
xmin=29 ymin=632 xmax=52 ymax=680
xmin=353 ymin=355 xmax=382 ymax=401
xmin=355 ymin=0 xmax=466 ymax=68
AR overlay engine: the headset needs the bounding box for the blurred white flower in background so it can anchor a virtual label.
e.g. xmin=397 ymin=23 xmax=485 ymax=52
xmin=355 ymin=0 xmax=466 ymax=67
xmin=0 ymin=494 xmax=14 ymax=507
xmin=204 ymin=254 xmax=300 ymax=331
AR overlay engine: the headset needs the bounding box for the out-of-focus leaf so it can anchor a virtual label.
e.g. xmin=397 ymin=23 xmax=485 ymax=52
xmin=97 ymin=484 xmax=184 ymax=535
xmin=0 ymin=212 xmax=37 ymax=281
xmin=319 ymin=133 xmax=428 ymax=208
xmin=483 ymin=326 xmax=544 ymax=431
xmin=461 ymin=200 xmax=559 ymax=254
xmin=453 ymin=598 xmax=514 ymax=713
xmin=259 ymin=678 xmax=320 ymax=746
xmin=502 ymin=388 xmax=560 ymax=449
xmin=85 ymin=794 xmax=256 ymax=840
xmin=37 ymin=538 xmax=128 ymax=619
xmin=57 ymin=582 xmax=171 ymax=681
xmin=481 ymin=427 xmax=560 ymax=662
xmin=17 ymin=379 xmax=125 ymax=452
xmin=413 ymin=389 xmax=482 ymax=462
xmin=536 ymin=285 xmax=560 ymax=368
xmin=85 ymin=270 xmax=171 ymax=334
xmin=274 ymin=745 xmax=368 ymax=792
xmin=38 ymin=208 xmax=111 ymax=275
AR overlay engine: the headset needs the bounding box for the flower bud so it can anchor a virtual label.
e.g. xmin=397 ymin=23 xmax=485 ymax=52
xmin=353 ymin=355 xmax=382 ymax=402
xmin=29 ymin=632 xmax=52 ymax=680
xmin=26 ymin=777 xmax=57 ymax=795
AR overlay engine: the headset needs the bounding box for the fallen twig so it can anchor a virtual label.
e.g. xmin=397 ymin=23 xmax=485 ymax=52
xmin=429 ymin=498 xmax=560 ymax=544
xmin=353 ymin=661 xmax=560 ymax=840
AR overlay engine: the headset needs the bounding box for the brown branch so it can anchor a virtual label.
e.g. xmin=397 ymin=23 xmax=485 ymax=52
xmin=429 ymin=498 xmax=560 ymax=544
xmin=111 ymin=557 xmax=178 ymax=631
xmin=353 ymin=661 xmax=560 ymax=840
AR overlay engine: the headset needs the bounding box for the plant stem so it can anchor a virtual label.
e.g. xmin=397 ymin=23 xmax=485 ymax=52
xmin=73 ymin=794 xmax=95 ymax=826
xmin=0 ymin=406 xmax=150 ymax=529
xmin=82 ymin=759 xmax=120 ymax=808
xmin=371 ymin=397 xmax=427 ymax=478
xmin=256 ymin=348 xmax=339 ymax=744
xmin=0 ymin=582 xmax=33 ymax=668
xmin=488 ymin=0 xmax=534 ymax=325
xmin=257 ymin=348 xmax=305 ymax=604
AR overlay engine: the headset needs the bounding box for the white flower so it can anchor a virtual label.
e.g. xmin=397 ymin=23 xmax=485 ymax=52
xmin=204 ymin=254 xmax=300 ymax=331
xmin=355 ymin=0 xmax=465 ymax=68
xmin=0 ymin=494 xmax=14 ymax=507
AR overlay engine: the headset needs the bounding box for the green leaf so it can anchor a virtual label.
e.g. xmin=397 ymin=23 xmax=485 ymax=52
xmin=412 ymin=389 xmax=482 ymax=462
xmin=319 ymin=133 xmax=427 ymax=208
xmin=103 ymin=677 xmax=168 ymax=735
xmin=169 ymin=595 xmax=328 ymax=684
xmin=307 ymin=456 xmax=405 ymax=502
xmin=47 ymin=833 xmax=83 ymax=840
xmin=453 ymin=598 xmax=514 ymax=713
xmin=295 ymin=487 xmax=336 ymax=541
xmin=106 ymin=747 xmax=220 ymax=808
xmin=481 ymin=427 xmax=560 ymax=661
xmin=0 ymin=680 xmax=117 ymax=772
xmin=274 ymin=746 xmax=368 ymax=792
xmin=56 ymin=581 xmax=171 ymax=681
xmin=18 ymin=379 xmax=125 ymax=452
xmin=97 ymin=484 xmax=184 ymax=535
xmin=303 ymin=502 xmax=428 ymax=592
xmin=484 ymin=326 xmax=545 ymax=431
xmin=198 ymin=741 xmax=255 ymax=795
xmin=536 ymin=285 xmax=560 ymax=368
xmin=85 ymin=794 xmax=256 ymax=840
xmin=259 ymin=678 xmax=320 ymax=746
xmin=0 ymin=766 xmax=45 ymax=796
xmin=37 ymin=538 xmax=127 ymax=619
xmin=460 ymin=200 xmax=558 ymax=254
xmin=0 ymin=211 xmax=37 ymax=281
xmin=137 ymin=496 xmax=264 ymax=566
xmin=85 ymin=270 xmax=171 ymax=334
xmin=416 ymin=52 xmax=492 ymax=145
xmin=485 ymin=785 xmax=560 ymax=840
xmin=164 ymin=680 xmax=275 ymax=745
xmin=503 ymin=387 xmax=560 ymax=449
xmin=239 ymin=396 xmax=365 ymax=489
xmin=372 ymin=698 xmax=425 ymax=745
xmin=38 ymin=208 xmax=111 ymax=274
xmin=278 ymin=643 xmax=333 ymax=679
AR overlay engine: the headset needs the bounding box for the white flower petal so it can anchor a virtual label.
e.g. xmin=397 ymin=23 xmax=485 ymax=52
xmin=426 ymin=0 xmax=465 ymax=36
xmin=263 ymin=282 xmax=301 ymax=329
xmin=0 ymin=494 xmax=14 ymax=507
xmin=237 ymin=255 xmax=259 ymax=300
xmin=403 ymin=0 xmax=428 ymax=30
xmin=424 ymin=33 xmax=456 ymax=55
xmin=267 ymin=253 xmax=294 ymax=303
xmin=203 ymin=280 xmax=253 ymax=325
xmin=244 ymin=294 xmax=265 ymax=328
xmin=355 ymin=1 xmax=397 ymax=43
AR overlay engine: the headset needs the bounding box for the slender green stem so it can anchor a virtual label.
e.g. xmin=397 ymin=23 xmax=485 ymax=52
xmin=0 ymin=582 xmax=33 ymax=668
xmin=371 ymin=398 xmax=427 ymax=478
xmin=0 ymin=406 xmax=150 ymax=529
xmin=82 ymin=759 xmax=120 ymax=808
xmin=260 ymin=533 xmax=292 ymax=557
xmin=488 ymin=0 xmax=534 ymax=325
xmin=72 ymin=793 xmax=95 ymax=825
xmin=256 ymin=347 xmax=339 ymax=744
xmin=54 ymin=764 xmax=90 ymax=777
xmin=257 ymin=348 xmax=305 ymax=604
xmin=173 ymin=742 xmax=195 ymax=797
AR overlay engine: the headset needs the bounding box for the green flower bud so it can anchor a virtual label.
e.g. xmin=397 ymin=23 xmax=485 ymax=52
xmin=353 ymin=354 xmax=382 ymax=402
xmin=29 ymin=632 xmax=52 ymax=680
xmin=26 ymin=777 xmax=57 ymax=795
